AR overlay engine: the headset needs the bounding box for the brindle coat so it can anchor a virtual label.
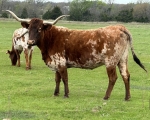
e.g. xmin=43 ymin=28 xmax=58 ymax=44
xmin=27 ymin=20 xmax=146 ymax=100
xmin=5 ymin=10 xmax=147 ymax=100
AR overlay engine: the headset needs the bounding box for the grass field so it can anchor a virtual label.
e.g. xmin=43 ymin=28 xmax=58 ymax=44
xmin=0 ymin=19 xmax=150 ymax=120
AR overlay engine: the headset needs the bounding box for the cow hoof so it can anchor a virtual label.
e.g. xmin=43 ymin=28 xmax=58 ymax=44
xmin=64 ymin=94 xmax=69 ymax=98
xmin=125 ymin=96 xmax=131 ymax=101
xmin=103 ymin=96 xmax=109 ymax=100
xmin=64 ymin=96 xmax=69 ymax=98
xmin=54 ymin=93 xmax=59 ymax=96
xmin=26 ymin=67 xmax=31 ymax=70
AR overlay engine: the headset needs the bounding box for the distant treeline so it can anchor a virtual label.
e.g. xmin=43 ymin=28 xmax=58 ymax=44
xmin=1 ymin=0 xmax=150 ymax=22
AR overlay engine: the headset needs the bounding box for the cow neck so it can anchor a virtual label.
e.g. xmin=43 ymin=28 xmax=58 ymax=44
xmin=35 ymin=27 xmax=53 ymax=63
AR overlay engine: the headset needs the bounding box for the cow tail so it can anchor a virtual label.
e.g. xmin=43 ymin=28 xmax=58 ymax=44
xmin=124 ymin=30 xmax=147 ymax=72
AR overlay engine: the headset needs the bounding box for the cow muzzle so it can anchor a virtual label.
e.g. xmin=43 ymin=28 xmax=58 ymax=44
xmin=27 ymin=40 xmax=35 ymax=46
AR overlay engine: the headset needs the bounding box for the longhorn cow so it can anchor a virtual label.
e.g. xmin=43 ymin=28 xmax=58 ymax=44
xmin=7 ymin=27 xmax=33 ymax=70
xmin=5 ymin=10 xmax=147 ymax=100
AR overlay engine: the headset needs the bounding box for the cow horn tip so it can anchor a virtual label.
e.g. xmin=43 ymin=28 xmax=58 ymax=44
xmin=2 ymin=10 xmax=9 ymax=12
xmin=63 ymin=15 xmax=70 ymax=17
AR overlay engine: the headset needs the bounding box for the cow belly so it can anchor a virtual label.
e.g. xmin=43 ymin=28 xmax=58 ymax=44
xmin=66 ymin=59 xmax=104 ymax=69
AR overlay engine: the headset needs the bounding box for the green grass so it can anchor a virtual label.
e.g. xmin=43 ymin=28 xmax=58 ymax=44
xmin=0 ymin=19 xmax=150 ymax=120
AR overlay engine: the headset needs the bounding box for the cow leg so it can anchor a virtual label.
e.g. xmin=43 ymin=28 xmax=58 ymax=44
xmin=104 ymin=66 xmax=117 ymax=100
xmin=118 ymin=62 xmax=130 ymax=101
xmin=28 ymin=49 xmax=33 ymax=69
xmin=58 ymin=66 xmax=69 ymax=98
xmin=24 ymin=49 xmax=33 ymax=70
xmin=24 ymin=49 xmax=30 ymax=70
xmin=54 ymin=71 xmax=61 ymax=96
xmin=15 ymin=50 xmax=21 ymax=67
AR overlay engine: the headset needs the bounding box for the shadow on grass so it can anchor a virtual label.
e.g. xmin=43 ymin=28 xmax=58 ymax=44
xmin=0 ymin=110 xmax=36 ymax=119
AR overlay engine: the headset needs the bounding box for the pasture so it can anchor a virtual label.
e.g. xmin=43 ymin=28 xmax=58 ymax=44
xmin=0 ymin=19 xmax=150 ymax=119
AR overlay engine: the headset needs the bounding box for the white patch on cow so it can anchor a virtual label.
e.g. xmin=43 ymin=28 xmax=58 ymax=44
xmin=13 ymin=28 xmax=33 ymax=51
xmin=101 ymin=43 xmax=107 ymax=55
xmin=47 ymin=53 xmax=66 ymax=71
xmin=91 ymin=32 xmax=95 ymax=37
xmin=57 ymin=26 xmax=68 ymax=32
xmin=105 ymin=43 xmax=123 ymax=67
xmin=91 ymin=45 xmax=105 ymax=64
xmin=119 ymin=43 xmax=129 ymax=79
xmin=67 ymin=43 xmax=106 ymax=69
xmin=14 ymin=44 xmax=23 ymax=51
xmin=66 ymin=59 xmax=78 ymax=67
xmin=101 ymin=36 xmax=105 ymax=39
xmin=106 ymin=34 xmax=111 ymax=39
xmin=86 ymin=39 xmax=97 ymax=45
xmin=120 ymin=63 xmax=128 ymax=79
xmin=98 ymin=39 xmax=101 ymax=42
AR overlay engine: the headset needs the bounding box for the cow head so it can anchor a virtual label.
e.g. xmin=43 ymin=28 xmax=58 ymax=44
xmin=26 ymin=18 xmax=51 ymax=46
xmin=5 ymin=10 xmax=69 ymax=46
xmin=6 ymin=50 xmax=17 ymax=65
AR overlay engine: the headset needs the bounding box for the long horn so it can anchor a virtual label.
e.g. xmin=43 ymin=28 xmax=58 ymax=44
xmin=3 ymin=10 xmax=30 ymax=23
xmin=43 ymin=15 xmax=70 ymax=25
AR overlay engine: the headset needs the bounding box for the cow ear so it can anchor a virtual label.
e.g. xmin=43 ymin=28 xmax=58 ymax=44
xmin=43 ymin=24 xmax=52 ymax=30
xmin=21 ymin=22 xmax=29 ymax=28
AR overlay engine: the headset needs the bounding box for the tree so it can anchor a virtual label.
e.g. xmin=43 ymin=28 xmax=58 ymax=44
xmin=116 ymin=9 xmax=133 ymax=22
xmin=99 ymin=0 xmax=114 ymax=21
xmin=1 ymin=12 xmax=8 ymax=18
xmin=42 ymin=6 xmax=63 ymax=20
xmin=100 ymin=6 xmax=113 ymax=21
xmin=133 ymin=3 xmax=150 ymax=22
xmin=69 ymin=0 xmax=92 ymax=21
xmin=82 ymin=10 xmax=92 ymax=21
xmin=89 ymin=0 xmax=106 ymax=21
xmin=1 ymin=0 xmax=150 ymax=23
xmin=20 ymin=7 xmax=28 ymax=18
xmin=50 ymin=6 xmax=62 ymax=20
xmin=42 ymin=10 xmax=51 ymax=19
xmin=0 ymin=0 xmax=9 ymax=13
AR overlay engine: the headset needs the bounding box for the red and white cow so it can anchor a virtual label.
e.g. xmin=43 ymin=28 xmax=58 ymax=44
xmin=7 ymin=28 xmax=33 ymax=70
xmin=6 ymin=10 xmax=147 ymax=100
